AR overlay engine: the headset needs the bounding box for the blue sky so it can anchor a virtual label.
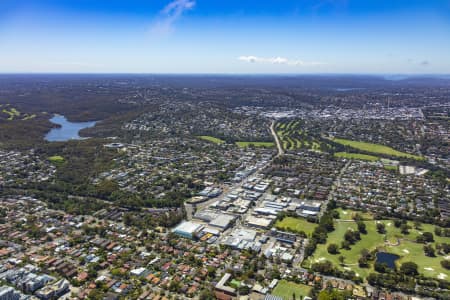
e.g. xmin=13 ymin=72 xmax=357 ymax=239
xmin=0 ymin=0 xmax=449 ymax=73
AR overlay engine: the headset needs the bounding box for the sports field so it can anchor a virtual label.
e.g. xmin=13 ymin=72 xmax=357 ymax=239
xmin=235 ymin=141 xmax=275 ymax=148
xmin=275 ymin=217 xmax=318 ymax=236
xmin=272 ymin=280 xmax=312 ymax=300
xmin=334 ymin=152 xmax=379 ymax=161
xmin=48 ymin=155 xmax=65 ymax=164
xmin=332 ymin=138 xmax=422 ymax=160
xmin=196 ymin=135 xmax=225 ymax=144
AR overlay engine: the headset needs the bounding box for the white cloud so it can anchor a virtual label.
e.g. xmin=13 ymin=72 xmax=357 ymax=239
xmin=238 ymin=55 xmax=325 ymax=66
xmin=151 ymin=0 xmax=195 ymax=35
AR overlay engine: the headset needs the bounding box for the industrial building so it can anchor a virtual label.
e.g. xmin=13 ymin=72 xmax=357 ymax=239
xmin=222 ymin=228 xmax=261 ymax=251
xmin=269 ymin=229 xmax=297 ymax=244
xmin=245 ymin=215 xmax=273 ymax=229
xmin=172 ymin=221 xmax=204 ymax=239
xmin=193 ymin=210 xmax=236 ymax=230
xmin=297 ymin=200 xmax=322 ymax=217
xmin=209 ymin=214 xmax=236 ymax=230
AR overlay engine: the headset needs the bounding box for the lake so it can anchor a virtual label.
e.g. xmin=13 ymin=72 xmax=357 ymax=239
xmin=376 ymin=252 xmax=399 ymax=269
xmin=45 ymin=114 xmax=97 ymax=142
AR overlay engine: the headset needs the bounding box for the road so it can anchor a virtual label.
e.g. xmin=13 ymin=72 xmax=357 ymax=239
xmin=186 ymin=122 xmax=282 ymax=220
xmin=270 ymin=120 xmax=284 ymax=156
xmin=318 ymin=160 xmax=351 ymax=219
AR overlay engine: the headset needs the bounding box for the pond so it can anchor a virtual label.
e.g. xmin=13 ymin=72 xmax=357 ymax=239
xmin=45 ymin=114 xmax=97 ymax=142
xmin=376 ymin=252 xmax=400 ymax=269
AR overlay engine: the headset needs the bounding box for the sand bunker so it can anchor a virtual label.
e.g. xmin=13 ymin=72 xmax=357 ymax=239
xmin=315 ymin=257 xmax=326 ymax=262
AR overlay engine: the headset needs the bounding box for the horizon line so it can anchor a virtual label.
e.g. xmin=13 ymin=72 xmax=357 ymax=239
xmin=0 ymin=72 xmax=449 ymax=77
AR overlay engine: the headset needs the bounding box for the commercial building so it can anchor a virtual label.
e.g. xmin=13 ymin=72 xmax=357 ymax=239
xmin=35 ymin=279 xmax=69 ymax=300
xmin=0 ymin=286 xmax=21 ymax=300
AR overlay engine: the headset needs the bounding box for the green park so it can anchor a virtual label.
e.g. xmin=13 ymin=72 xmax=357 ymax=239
xmin=304 ymin=209 xmax=450 ymax=280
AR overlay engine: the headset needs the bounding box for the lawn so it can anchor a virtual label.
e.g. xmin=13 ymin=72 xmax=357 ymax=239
xmin=272 ymin=280 xmax=312 ymax=300
xmin=334 ymin=152 xmax=379 ymax=162
xmin=275 ymin=217 xmax=318 ymax=236
xmin=229 ymin=279 xmax=241 ymax=288
xmin=48 ymin=155 xmax=65 ymax=164
xmin=196 ymin=135 xmax=225 ymax=144
xmin=305 ymin=220 xmax=390 ymax=278
xmin=335 ymin=208 xmax=373 ymax=221
xmin=383 ymin=165 xmax=398 ymax=171
xmin=332 ymin=138 xmax=422 ymax=160
xmin=235 ymin=141 xmax=275 ymax=148
xmin=385 ymin=240 xmax=449 ymax=279
xmin=304 ymin=216 xmax=450 ymax=279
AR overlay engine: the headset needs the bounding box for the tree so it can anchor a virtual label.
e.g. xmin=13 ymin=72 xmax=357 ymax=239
xmin=421 ymin=232 xmax=434 ymax=243
xmin=311 ymin=260 xmax=335 ymax=275
xmin=304 ymin=242 xmax=317 ymax=257
xmin=238 ymin=285 xmax=250 ymax=295
xmin=400 ymin=224 xmax=410 ymax=235
xmin=344 ymin=230 xmax=360 ymax=244
xmin=320 ymin=214 xmax=335 ymax=232
xmin=199 ymin=289 xmax=215 ymax=300
xmin=341 ymin=240 xmax=351 ymax=250
xmin=374 ymin=262 xmax=388 ymax=273
xmin=353 ymin=213 xmax=363 ymax=222
xmin=394 ymin=219 xmax=403 ymax=228
xmin=424 ymin=245 xmax=436 ymax=257
xmin=440 ymin=243 xmax=450 ymax=254
xmin=441 ymin=260 xmax=450 ymax=270
xmin=327 ymin=243 xmax=339 ymax=254
xmin=414 ymin=221 xmax=422 ymax=230
xmin=358 ymin=256 xmax=369 ymax=268
xmin=357 ymin=221 xmax=367 ymax=234
xmin=435 ymin=227 xmax=442 ymax=236
xmin=367 ymin=274 xmax=379 ymax=285
xmin=376 ymin=223 xmax=386 ymax=234
xmin=400 ymin=262 xmax=418 ymax=276
xmin=338 ymin=255 xmax=345 ymax=265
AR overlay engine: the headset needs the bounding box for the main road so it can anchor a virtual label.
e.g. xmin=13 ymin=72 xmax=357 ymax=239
xmin=270 ymin=120 xmax=284 ymax=156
